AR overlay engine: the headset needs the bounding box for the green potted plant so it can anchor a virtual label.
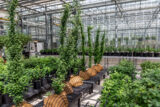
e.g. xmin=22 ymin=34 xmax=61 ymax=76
xmin=87 ymin=26 xmax=93 ymax=68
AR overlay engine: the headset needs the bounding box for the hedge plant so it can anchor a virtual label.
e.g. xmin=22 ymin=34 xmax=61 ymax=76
xmin=108 ymin=59 xmax=136 ymax=78
xmin=100 ymin=72 xmax=131 ymax=107
xmin=141 ymin=61 xmax=160 ymax=72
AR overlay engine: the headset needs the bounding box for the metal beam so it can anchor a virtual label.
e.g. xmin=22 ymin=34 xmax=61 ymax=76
xmin=144 ymin=2 xmax=160 ymax=37
xmin=21 ymin=0 xmax=147 ymax=18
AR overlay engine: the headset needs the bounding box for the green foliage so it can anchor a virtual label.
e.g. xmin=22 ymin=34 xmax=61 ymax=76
xmin=141 ymin=61 xmax=160 ymax=72
xmin=80 ymin=18 xmax=86 ymax=71
xmin=128 ymin=69 xmax=160 ymax=107
xmin=101 ymin=64 xmax=160 ymax=107
xmin=22 ymin=57 xmax=58 ymax=72
xmin=100 ymin=72 xmax=132 ymax=107
xmin=108 ymin=59 xmax=136 ymax=78
xmin=97 ymin=31 xmax=106 ymax=64
xmin=94 ymin=28 xmax=100 ymax=64
xmin=52 ymin=59 xmax=67 ymax=94
xmin=0 ymin=36 xmax=7 ymax=49
xmin=87 ymin=26 xmax=93 ymax=67
xmin=52 ymin=78 xmax=65 ymax=95
xmin=0 ymin=33 xmax=31 ymax=49
xmin=59 ymin=4 xmax=70 ymax=48
xmin=3 ymin=0 xmax=29 ymax=105
xmin=0 ymin=81 xmax=4 ymax=93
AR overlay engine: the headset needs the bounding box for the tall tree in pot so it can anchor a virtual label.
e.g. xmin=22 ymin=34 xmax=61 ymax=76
xmin=3 ymin=0 xmax=30 ymax=106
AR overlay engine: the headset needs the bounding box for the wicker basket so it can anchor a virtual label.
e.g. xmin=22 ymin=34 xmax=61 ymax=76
xmin=92 ymin=64 xmax=103 ymax=73
xmin=64 ymin=82 xmax=73 ymax=95
xmin=86 ymin=68 xmax=97 ymax=77
xmin=60 ymin=91 xmax=67 ymax=96
xmin=79 ymin=71 xmax=90 ymax=80
xmin=69 ymin=75 xmax=83 ymax=87
xmin=44 ymin=95 xmax=68 ymax=107
xmin=97 ymin=64 xmax=103 ymax=71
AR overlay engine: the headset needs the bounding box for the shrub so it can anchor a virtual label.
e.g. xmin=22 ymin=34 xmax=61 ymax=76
xmin=128 ymin=69 xmax=160 ymax=107
xmin=100 ymin=72 xmax=131 ymax=107
xmin=108 ymin=59 xmax=136 ymax=78
xmin=22 ymin=57 xmax=58 ymax=72
xmin=141 ymin=61 xmax=160 ymax=72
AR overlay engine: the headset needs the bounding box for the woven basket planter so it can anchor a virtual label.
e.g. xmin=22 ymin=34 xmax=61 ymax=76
xmin=64 ymin=82 xmax=73 ymax=95
xmin=44 ymin=95 xmax=68 ymax=107
xmin=79 ymin=71 xmax=90 ymax=80
xmin=97 ymin=64 xmax=103 ymax=71
xmin=92 ymin=64 xmax=103 ymax=73
xmin=69 ymin=75 xmax=83 ymax=87
xmin=86 ymin=68 xmax=97 ymax=77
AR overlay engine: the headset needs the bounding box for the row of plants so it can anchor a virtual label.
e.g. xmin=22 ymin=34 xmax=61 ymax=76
xmin=100 ymin=60 xmax=160 ymax=107
xmin=41 ymin=46 xmax=160 ymax=57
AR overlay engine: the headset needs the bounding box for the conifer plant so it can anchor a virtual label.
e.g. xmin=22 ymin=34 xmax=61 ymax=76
xmin=97 ymin=31 xmax=106 ymax=64
xmin=87 ymin=26 xmax=93 ymax=67
xmin=4 ymin=0 xmax=30 ymax=105
xmin=94 ymin=28 xmax=101 ymax=64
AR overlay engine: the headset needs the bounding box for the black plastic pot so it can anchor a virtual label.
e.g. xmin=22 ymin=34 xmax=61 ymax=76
xmin=128 ymin=52 xmax=131 ymax=56
xmin=34 ymin=80 xmax=41 ymax=90
xmin=154 ymin=52 xmax=159 ymax=57
xmin=2 ymin=94 xmax=12 ymax=105
xmin=41 ymin=78 xmax=50 ymax=91
xmin=0 ymin=93 xmax=2 ymax=106
xmin=24 ymin=83 xmax=37 ymax=99
xmin=148 ymin=52 xmax=153 ymax=57
xmin=103 ymin=52 xmax=108 ymax=56
xmin=46 ymin=75 xmax=52 ymax=84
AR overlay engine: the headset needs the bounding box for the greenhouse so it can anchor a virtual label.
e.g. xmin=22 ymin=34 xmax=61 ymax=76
xmin=0 ymin=0 xmax=160 ymax=107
